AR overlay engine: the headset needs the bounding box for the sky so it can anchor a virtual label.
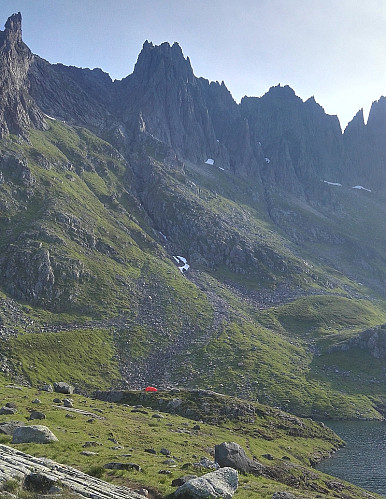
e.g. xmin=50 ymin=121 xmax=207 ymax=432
xmin=2 ymin=0 xmax=386 ymax=129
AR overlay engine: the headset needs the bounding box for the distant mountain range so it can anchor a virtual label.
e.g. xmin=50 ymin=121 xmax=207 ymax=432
xmin=0 ymin=12 xmax=385 ymax=420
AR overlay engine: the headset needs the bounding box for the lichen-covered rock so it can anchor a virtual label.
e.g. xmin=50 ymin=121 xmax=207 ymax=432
xmin=12 ymin=425 xmax=58 ymax=444
xmin=173 ymin=467 xmax=238 ymax=498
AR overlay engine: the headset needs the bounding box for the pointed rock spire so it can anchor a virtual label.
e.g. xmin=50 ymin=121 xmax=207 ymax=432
xmin=4 ymin=12 xmax=23 ymax=44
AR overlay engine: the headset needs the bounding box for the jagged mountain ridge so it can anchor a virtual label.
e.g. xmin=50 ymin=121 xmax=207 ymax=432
xmin=0 ymin=13 xmax=385 ymax=419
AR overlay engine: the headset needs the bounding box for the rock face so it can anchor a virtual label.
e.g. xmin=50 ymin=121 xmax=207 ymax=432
xmin=113 ymin=41 xmax=228 ymax=164
xmin=0 ymin=444 xmax=146 ymax=498
xmin=12 ymin=425 xmax=58 ymax=444
xmin=215 ymin=442 xmax=264 ymax=475
xmin=0 ymin=13 xmax=45 ymax=138
xmin=344 ymin=98 xmax=386 ymax=190
xmin=173 ymin=467 xmax=238 ymax=498
xmin=240 ymin=86 xmax=345 ymax=197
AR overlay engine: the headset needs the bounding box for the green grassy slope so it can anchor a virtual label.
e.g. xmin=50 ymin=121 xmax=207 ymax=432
xmin=0 ymin=383 xmax=382 ymax=499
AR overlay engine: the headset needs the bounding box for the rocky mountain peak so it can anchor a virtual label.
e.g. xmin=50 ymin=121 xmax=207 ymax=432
xmin=3 ymin=12 xmax=22 ymax=44
xmin=133 ymin=40 xmax=194 ymax=84
xmin=344 ymin=108 xmax=365 ymax=134
xmin=265 ymin=83 xmax=299 ymax=101
xmin=366 ymin=96 xmax=386 ymax=131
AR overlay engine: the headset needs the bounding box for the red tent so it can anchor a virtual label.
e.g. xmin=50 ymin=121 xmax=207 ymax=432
xmin=145 ymin=386 xmax=158 ymax=392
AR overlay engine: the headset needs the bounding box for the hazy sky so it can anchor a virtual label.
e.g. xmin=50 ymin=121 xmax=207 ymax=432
xmin=2 ymin=0 xmax=386 ymax=129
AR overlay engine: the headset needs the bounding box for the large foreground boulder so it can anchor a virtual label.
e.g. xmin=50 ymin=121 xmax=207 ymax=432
xmin=173 ymin=467 xmax=238 ymax=498
xmin=12 ymin=425 xmax=58 ymax=444
xmin=215 ymin=442 xmax=264 ymax=475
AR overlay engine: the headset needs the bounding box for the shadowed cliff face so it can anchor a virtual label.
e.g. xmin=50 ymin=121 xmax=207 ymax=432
xmin=26 ymin=38 xmax=352 ymax=198
xmin=112 ymin=41 xmax=231 ymax=165
xmin=344 ymin=99 xmax=386 ymax=191
xmin=0 ymin=13 xmax=45 ymax=138
xmin=240 ymin=86 xmax=346 ymax=199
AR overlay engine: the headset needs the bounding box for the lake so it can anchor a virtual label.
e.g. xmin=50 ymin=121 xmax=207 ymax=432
xmin=316 ymin=420 xmax=386 ymax=497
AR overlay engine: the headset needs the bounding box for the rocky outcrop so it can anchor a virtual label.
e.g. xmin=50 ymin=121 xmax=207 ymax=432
xmin=53 ymin=381 xmax=74 ymax=394
xmin=328 ymin=325 xmax=386 ymax=360
xmin=0 ymin=444 xmax=146 ymax=498
xmin=95 ymin=389 xmax=263 ymax=424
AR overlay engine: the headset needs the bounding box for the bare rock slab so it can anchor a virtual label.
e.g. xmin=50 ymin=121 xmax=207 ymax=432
xmin=0 ymin=444 xmax=146 ymax=498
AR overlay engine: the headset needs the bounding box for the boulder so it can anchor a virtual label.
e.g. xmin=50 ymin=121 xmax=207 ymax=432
xmin=104 ymin=462 xmax=142 ymax=472
xmin=53 ymin=382 xmax=74 ymax=394
xmin=63 ymin=398 xmax=73 ymax=408
xmin=12 ymin=425 xmax=58 ymax=444
xmin=0 ymin=406 xmax=17 ymax=415
xmin=29 ymin=410 xmax=46 ymax=420
xmin=174 ymin=467 xmax=238 ymax=498
xmin=40 ymin=384 xmax=53 ymax=392
xmin=215 ymin=442 xmax=264 ymax=475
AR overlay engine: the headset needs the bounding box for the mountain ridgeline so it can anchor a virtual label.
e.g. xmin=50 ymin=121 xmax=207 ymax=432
xmin=0 ymin=13 xmax=385 ymax=421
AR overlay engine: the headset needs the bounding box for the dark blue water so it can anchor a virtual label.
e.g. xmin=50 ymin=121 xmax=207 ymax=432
xmin=316 ymin=420 xmax=386 ymax=497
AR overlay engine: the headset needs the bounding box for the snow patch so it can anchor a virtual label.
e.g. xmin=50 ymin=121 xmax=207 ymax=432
xmin=173 ymin=255 xmax=190 ymax=273
xmin=159 ymin=232 xmax=167 ymax=241
xmin=44 ymin=113 xmax=56 ymax=121
xmin=352 ymin=185 xmax=372 ymax=192
xmin=265 ymin=157 xmax=270 ymax=163
xmin=205 ymin=158 xmax=214 ymax=165
xmin=219 ymin=167 xmax=225 ymax=171
xmin=323 ymin=180 xmax=342 ymax=187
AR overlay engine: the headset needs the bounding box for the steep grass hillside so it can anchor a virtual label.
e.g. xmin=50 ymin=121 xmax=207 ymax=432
xmin=0 ymin=118 xmax=385 ymax=420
